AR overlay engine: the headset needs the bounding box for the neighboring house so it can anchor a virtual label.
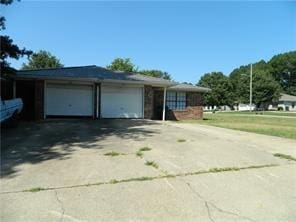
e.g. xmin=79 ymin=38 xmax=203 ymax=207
xmin=235 ymin=103 xmax=256 ymax=111
xmin=14 ymin=65 xmax=210 ymax=121
xmin=204 ymin=104 xmax=255 ymax=112
xmin=204 ymin=105 xmax=231 ymax=111
xmin=268 ymin=93 xmax=296 ymax=111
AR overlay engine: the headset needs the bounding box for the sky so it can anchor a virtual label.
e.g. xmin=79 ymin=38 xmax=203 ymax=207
xmin=2 ymin=1 xmax=296 ymax=83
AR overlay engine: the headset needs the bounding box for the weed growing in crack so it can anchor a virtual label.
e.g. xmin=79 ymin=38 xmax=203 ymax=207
xmin=177 ymin=139 xmax=186 ymax=142
xmin=19 ymin=164 xmax=278 ymax=194
xmin=121 ymin=176 xmax=154 ymax=182
xmin=145 ymin=161 xmax=159 ymax=169
xmin=139 ymin=147 xmax=152 ymax=152
xmin=110 ymin=179 xmax=119 ymax=184
xmin=273 ymin=153 xmax=296 ymax=161
xmin=104 ymin=151 xmax=125 ymax=157
xmin=136 ymin=151 xmax=143 ymax=158
xmin=25 ymin=187 xmax=45 ymax=192
xmin=209 ymin=167 xmax=240 ymax=173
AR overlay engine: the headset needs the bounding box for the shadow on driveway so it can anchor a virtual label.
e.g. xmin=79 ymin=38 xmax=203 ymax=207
xmin=1 ymin=119 xmax=159 ymax=178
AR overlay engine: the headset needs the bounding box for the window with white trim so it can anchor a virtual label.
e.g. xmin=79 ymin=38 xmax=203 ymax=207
xmin=166 ymin=91 xmax=186 ymax=110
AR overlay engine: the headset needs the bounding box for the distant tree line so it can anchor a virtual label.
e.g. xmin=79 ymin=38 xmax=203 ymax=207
xmin=106 ymin=58 xmax=172 ymax=80
xmin=198 ymin=51 xmax=296 ymax=109
xmin=18 ymin=50 xmax=296 ymax=111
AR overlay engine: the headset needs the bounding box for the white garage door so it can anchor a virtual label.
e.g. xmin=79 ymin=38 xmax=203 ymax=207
xmin=46 ymin=84 xmax=93 ymax=116
xmin=101 ymin=85 xmax=143 ymax=118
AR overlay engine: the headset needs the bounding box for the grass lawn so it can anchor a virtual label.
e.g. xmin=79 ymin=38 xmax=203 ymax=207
xmin=216 ymin=111 xmax=296 ymax=117
xmin=183 ymin=113 xmax=296 ymax=140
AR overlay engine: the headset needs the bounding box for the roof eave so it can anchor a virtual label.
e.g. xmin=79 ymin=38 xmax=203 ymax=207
xmin=167 ymin=87 xmax=211 ymax=93
xmin=16 ymin=75 xmax=99 ymax=82
xmin=16 ymin=75 xmax=175 ymax=87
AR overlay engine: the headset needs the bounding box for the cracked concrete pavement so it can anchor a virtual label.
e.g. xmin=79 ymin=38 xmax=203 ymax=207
xmin=1 ymin=119 xmax=296 ymax=221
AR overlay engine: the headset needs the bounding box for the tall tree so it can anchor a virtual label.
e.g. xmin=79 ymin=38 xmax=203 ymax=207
xmin=229 ymin=61 xmax=281 ymax=108
xmin=106 ymin=58 xmax=137 ymax=72
xmin=269 ymin=51 xmax=296 ymax=95
xmin=229 ymin=60 xmax=273 ymax=103
xmin=252 ymin=72 xmax=281 ymax=109
xmin=198 ymin=72 xmax=234 ymax=107
xmin=1 ymin=0 xmax=32 ymax=76
xmin=21 ymin=50 xmax=63 ymax=70
xmin=139 ymin=69 xmax=171 ymax=80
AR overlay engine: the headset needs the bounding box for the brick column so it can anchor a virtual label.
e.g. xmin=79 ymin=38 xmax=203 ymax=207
xmin=144 ymin=85 xmax=154 ymax=119
xmin=34 ymin=80 xmax=44 ymax=120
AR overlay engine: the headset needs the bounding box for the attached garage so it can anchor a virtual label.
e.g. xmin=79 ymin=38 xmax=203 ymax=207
xmin=45 ymin=83 xmax=94 ymax=117
xmin=16 ymin=65 xmax=210 ymax=121
xmin=101 ymin=85 xmax=143 ymax=118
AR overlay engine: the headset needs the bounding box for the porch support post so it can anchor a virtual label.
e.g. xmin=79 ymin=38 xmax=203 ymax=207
xmin=93 ymin=83 xmax=97 ymax=119
xmin=94 ymin=83 xmax=100 ymax=119
xmin=162 ymin=87 xmax=167 ymax=121
xmin=97 ymin=83 xmax=101 ymax=119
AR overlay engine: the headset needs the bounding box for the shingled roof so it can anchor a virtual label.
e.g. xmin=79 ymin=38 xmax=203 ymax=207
xmin=168 ymin=83 xmax=211 ymax=93
xmin=17 ymin=65 xmax=211 ymax=92
xmin=279 ymin=93 xmax=296 ymax=102
xmin=17 ymin=65 xmax=174 ymax=86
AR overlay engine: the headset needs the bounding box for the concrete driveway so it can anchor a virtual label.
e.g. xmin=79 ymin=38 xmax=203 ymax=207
xmin=1 ymin=119 xmax=296 ymax=222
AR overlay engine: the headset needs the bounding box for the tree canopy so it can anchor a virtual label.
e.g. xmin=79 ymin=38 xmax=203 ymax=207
xmin=198 ymin=51 xmax=295 ymax=109
xmin=106 ymin=58 xmax=137 ymax=72
xmin=229 ymin=60 xmax=276 ymax=104
xmin=251 ymin=72 xmax=281 ymax=108
xmin=269 ymin=51 xmax=296 ymax=95
xmin=21 ymin=50 xmax=63 ymax=70
xmin=1 ymin=0 xmax=32 ymax=76
xmin=138 ymin=69 xmax=171 ymax=80
xmin=198 ymin=72 xmax=234 ymax=107
xmin=106 ymin=57 xmax=172 ymax=80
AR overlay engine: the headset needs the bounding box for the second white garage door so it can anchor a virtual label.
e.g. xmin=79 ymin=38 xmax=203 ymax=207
xmin=101 ymin=85 xmax=143 ymax=118
xmin=46 ymin=84 xmax=93 ymax=116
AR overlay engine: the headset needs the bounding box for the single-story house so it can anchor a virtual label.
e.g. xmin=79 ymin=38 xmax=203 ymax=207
xmin=268 ymin=93 xmax=296 ymax=111
xmin=13 ymin=65 xmax=210 ymax=121
xmin=204 ymin=104 xmax=256 ymax=112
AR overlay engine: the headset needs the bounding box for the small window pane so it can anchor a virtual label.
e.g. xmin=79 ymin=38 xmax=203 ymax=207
xmin=167 ymin=92 xmax=175 ymax=100
xmin=166 ymin=91 xmax=187 ymax=110
xmin=177 ymin=92 xmax=186 ymax=101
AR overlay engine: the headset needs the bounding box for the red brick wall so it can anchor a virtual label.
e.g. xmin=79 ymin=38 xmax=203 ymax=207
xmin=153 ymin=90 xmax=204 ymax=120
xmin=144 ymin=85 xmax=154 ymax=119
xmin=167 ymin=106 xmax=203 ymax=120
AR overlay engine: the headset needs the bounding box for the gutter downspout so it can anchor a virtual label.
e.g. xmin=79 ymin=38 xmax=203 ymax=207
xmin=162 ymin=87 xmax=167 ymax=121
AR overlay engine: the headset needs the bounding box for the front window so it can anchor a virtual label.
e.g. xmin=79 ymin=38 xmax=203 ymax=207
xmin=166 ymin=91 xmax=186 ymax=110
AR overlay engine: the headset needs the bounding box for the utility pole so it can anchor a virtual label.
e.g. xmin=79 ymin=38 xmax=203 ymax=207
xmin=250 ymin=63 xmax=253 ymax=112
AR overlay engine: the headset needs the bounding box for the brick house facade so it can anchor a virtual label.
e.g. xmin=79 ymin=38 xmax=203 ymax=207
xmin=153 ymin=88 xmax=203 ymax=120
xmin=15 ymin=66 xmax=209 ymax=121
